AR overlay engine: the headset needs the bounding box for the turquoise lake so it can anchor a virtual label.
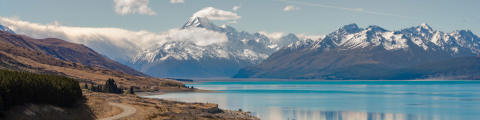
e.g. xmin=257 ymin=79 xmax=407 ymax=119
xmin=144 ymin=81 xmax=480 ymax=120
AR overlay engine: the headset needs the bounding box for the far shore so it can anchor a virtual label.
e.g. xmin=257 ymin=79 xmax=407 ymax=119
xmin=136 ymin=89 xmax=221 ymax=97
xmin=177 ymin=77 xmax=479 ymax=82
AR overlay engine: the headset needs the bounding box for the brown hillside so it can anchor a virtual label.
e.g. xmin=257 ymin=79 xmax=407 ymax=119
xmin=0 ymin=42 xmax=174 ymax=89
xmin=0 ymin=31 xmax=146 ymax=76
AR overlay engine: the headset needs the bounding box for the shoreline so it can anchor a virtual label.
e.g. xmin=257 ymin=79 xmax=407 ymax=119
xmin=135 ymin=89 xmax=221 ymax=97
xmin=188 ymin=79 xmax=480 ymax=82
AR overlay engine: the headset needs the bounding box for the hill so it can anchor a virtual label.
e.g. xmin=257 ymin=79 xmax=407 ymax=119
xmin=0 ymin=41 xmax=170 ymax=89
xmin=0 ymin=31 xmax=146 ymax=76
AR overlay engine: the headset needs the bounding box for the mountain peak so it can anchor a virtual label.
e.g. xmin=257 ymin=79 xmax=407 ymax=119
xmin=0 ymin=25 xmax=15 ymax=34
xmin=419 ymin=23 xmax=432 ymax=30
xmin=336 ymin=23 xmax=362 ymax=34
xmin=286 ymin=33 xmax=297 ymax=37
xmin=366 ymin=25 xmax=387 ymax=32
xmin=182 ymin=17 xmax=222 ymax=31
xmin=342 ymin=23 xmax=359 ymax=29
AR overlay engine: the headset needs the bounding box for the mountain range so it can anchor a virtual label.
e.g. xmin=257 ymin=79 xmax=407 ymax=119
xmin=126 ymin=17 xmax=301 ymax=78
xmin=234 ymin=23 xmax=480 ymax=79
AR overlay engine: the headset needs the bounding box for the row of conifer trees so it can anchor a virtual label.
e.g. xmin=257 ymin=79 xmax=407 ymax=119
xmin=86 ymin=78 xmax=134 ymax=94
xmin=0 ymin=69 xmax=83 ymax=117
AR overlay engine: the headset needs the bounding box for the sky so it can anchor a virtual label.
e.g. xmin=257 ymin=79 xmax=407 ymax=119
xmin=2 ymin=0 xmax=480 ymax=35
xmin=1 ymin=0 xmax=480 ymax=60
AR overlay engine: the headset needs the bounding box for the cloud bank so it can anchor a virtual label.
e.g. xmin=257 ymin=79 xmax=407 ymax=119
xmin=0 ymin=17 xmax=228 ymax=60
xmin=114 ymin=0 xmax=156 ymax=16
xmin=170 ymin=0 xmax=185 ymax=4
xmin=284 ymin=5 xmax=300 ymax=11
xmin=191 ymin=7 xmax=241 ymax=21
xmin=258 ymin=31 xmax=285 ymax=41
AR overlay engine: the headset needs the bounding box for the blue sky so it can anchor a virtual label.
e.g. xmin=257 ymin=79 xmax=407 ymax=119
xmin=2 ymin=0 xmax=480 ymax=36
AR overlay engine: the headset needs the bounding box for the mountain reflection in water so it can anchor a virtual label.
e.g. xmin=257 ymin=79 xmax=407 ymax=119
xmin=145 ymin=81 xmax=479 ymax=120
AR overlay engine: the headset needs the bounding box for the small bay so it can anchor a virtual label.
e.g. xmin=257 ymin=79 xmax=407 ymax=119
xmin=145 ymin=80 xmax=480 ymax=120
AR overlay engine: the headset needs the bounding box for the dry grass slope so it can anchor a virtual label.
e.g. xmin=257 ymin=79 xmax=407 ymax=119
xmin=0 ymin=31 xmax=146 ymax=76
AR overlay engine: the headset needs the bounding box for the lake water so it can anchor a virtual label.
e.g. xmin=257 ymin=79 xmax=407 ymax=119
xmin=144 ymin=81 xmax=480 ymax=120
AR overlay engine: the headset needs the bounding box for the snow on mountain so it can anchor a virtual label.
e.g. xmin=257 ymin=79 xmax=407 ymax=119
xmin=234 ymin=23 xmax=480 ymax=79
xmin=128 ymin=17 xmax=298 ymax=77
xmin=283 ymin=23 xmax=480 ymax=57
xmin=0 ymin=25 xmax=15 ymax=34
xmin=182 ymin=17 xmax=223 ymax=32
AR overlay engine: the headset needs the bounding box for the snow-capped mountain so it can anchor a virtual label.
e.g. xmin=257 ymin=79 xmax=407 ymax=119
xmin=0 ymin=25 xmax=15 ymax=34
xmin=127 ymin=17 xmax=300 ymax=77
xmin=234 ymin=23 xmax=480 ymax=79
xmin=284 ymin=23 xmax=480 ymax=56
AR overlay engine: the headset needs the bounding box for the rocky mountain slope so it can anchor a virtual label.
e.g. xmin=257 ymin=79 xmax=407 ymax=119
xmin=0 ymin=30 xmax=146 ymax=76
xmin=127 ymin=17 xmax=300 ymax=77
xmin=234 ymin=23 xmax=480 ymax=79
xmin=367 ymin=56 xmax=480 ymax=80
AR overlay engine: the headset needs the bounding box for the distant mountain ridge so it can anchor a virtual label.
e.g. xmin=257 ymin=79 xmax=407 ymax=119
xmin=234 ymin=23 xmax=480 ymax=79
xmin=127 ymin=17 xmax=301 ymax=78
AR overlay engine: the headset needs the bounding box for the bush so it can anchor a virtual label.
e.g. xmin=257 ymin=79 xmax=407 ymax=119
xmin=0 ymin=69 xmax=82 ymax=117
xmin=129 ymin=86 xmax=135 ymax=94
xmin=162 ymin=81 xmax=183 ymax=87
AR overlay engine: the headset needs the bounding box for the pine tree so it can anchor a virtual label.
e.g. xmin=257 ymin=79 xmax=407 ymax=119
xmin=91 ymin=85 xmax=96 ymax=92
xmin=103 ymin=78 xmax=120 ymax=93
xmin=84 ymin=83 xmax=88 ymax=89
xmin=129 ymin=86 xmax=135 ymax=94
xmin=0 ymin=95 xmax=4 ymax=118
xmin=0 ymin=69 xmax=82 ymax=114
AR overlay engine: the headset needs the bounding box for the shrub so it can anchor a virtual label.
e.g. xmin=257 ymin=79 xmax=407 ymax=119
xmin=162 ymin=81 xmax=183 ymax=87
xmin=129 ymin=86 xmax=135 ymax=94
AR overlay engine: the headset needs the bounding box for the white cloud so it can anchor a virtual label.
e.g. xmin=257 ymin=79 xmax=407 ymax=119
xmin=353 ymin=8 xmax=363 ymax=11
xmin=227 ymin=21 xmax=238 ymax=24
xmin=0 ymin=17 xmax=228 ymax=60
xmin=161 ymin=28 xmax=228 ymax=46
xmin=191 ymin=7 xmax=241 ymax=21
xmin=170 ymin=0 xmax=184 ymax=4
xmin=275 ymin=0 xmax=433 ymax=22
xmin=284 ymin=5 xmax=300 ymax=11
xmin=233 ymin=6 xmax=241 ymax=11
xmin=258 ymin=31 xmax=285 ymax=41
xmin=114 ymin=0 xmax=156 ymax=16
xmin=296 ymin=33 xmax=324 ymax=40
